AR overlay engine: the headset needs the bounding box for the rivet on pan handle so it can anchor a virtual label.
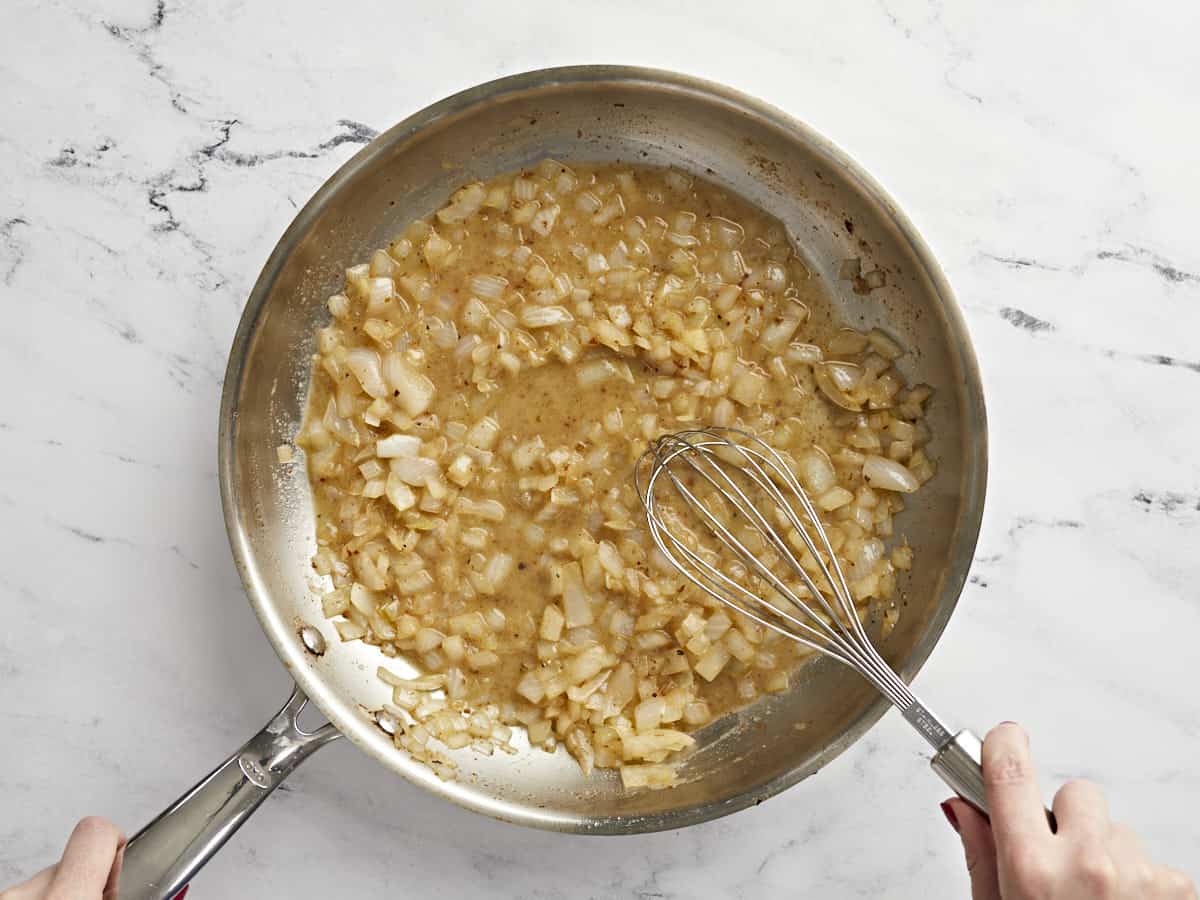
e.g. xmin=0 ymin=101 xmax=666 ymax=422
xmin=116 ymin=686 xmax=339 ymax=900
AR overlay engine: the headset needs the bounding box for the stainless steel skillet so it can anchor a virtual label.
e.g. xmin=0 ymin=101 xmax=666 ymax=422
xmin=115 ymin=65 xmax=987 ymax=899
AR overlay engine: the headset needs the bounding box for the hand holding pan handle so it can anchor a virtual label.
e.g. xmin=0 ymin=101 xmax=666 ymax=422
xmin=116 ymin=686 xmax=339 ymax=900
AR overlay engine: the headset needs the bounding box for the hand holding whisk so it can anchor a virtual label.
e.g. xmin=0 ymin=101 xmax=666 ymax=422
xmin=636 ymin=426 xmax=1052 ymax=823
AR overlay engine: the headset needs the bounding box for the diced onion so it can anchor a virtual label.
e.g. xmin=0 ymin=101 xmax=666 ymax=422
xmin=376 ymin=434 xmax=421 ymax=458
xmin=299 ymin=161 xmax=934 ymax=787
xmin=465 ymin=417 xmax=500 ymax=450
xmin=530 ymin=204 xmax=561 ymax=236
xmin=385 ymin=473 xmax=417 ymax=512
xmin=389 ymin=456 xmax=439 ymax=485
xmin=634 ymin=697 xmax=666 ymax=731
xmin=621 ymin=728 xmax=694 ymax=760
xmin=620 ymin=764 xmax=678 ymax=790
xmin=519 ymin=305 xmax=574 ymax=329
xmin=469 ymin=273 xmax=508 ymax=299
xmin=382 ymin=353 xmax=435 ymax=416
xmin=436 ymin=182 xmax=486 ymax=223
xmin=456 ymin=497 xmax=505 ymax=521
xmin=796 ymin=448 xmax=836 ymax=494
xmin=814 ymin=361 xmax=864 ymax=411
xmin=345 ymin=349 xmax=389 ymax=399
xmin=862 ymin=455 xmax=920 ymax=493
xmin=730 ymin=366 xmax=768 ymax=407
xmin=560 ymin=563 xmax=593 ymax=627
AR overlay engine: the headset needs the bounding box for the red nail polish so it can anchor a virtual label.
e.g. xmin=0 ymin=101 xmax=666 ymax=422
xmin=172 ymin=886 xmax=189 ymax=900
xmin=940 ymin=800 xmax=960 ymax=834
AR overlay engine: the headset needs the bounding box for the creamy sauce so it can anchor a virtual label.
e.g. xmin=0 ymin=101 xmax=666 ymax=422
xmin=296 ymin=162 xmax=928 ymax=784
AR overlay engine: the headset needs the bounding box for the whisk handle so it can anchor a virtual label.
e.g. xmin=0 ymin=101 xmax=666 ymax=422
xmin=931 ymin=729 xmax=989 ymax=814
xmin=931 ymin=729 xmax=1058 ymax=832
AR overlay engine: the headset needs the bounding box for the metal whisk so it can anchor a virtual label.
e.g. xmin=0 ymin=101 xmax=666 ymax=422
xmin=636 ymin=426 xmax=992 ymax=815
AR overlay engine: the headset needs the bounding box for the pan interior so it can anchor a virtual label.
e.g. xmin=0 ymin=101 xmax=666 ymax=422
xmin=221 ymin=67 xmax=985 ymax=833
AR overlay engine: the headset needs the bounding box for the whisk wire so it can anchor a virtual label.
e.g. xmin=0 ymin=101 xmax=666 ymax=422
xmin=638 ymin=428 xmax=917 ymax=711
xmin=650 ymin=440 xmax=857 ymax=655
xmin=730 ymin=438 xmax=915 ymax=703
xmin=638 ymin=427 xmax=1031 ymax=823
xmin=639 ymin=463 xmax=826 ymax=654
xmin=700 ymin=440 xmax=857 ymax=631
xmin=722 ymin=440 xmax=914 ymax=702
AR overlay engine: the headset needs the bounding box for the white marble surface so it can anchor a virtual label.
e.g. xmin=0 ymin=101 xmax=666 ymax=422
xmin=2 ymin=0 xmax=1198 ymax=896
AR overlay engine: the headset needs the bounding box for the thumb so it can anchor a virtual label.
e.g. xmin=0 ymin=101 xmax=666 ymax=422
xmin=943 ymin=798 xmax=1000 ymax=900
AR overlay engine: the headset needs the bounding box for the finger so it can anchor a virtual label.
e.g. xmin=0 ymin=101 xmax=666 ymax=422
xmin=981 ymin=723 xmax=1053 ymax=848
xmin=1105 ymin=825 xmax=1195 ymax=900
xmin=1156 ymin=865 xmax=1199 ymax=899
xmin=1052 ymin=779 xmax=1109 ymax=836
xmin=4 ymin=865 xmax=57 ymax=899
xmin=1102 ymin=826 xmax=1196 ymax=900
xmin=944 ymin=798 xmax=1001 ymax=900
xmin=1100 ymin=824 xmax=1156 ymax=896
xmin=1106 ymin=822 xmax=1146 ymax=859
xmin=102 ymin=835 xmax=128 ymax=900
xmin=47 ymin=817 xmax=125 ymax=900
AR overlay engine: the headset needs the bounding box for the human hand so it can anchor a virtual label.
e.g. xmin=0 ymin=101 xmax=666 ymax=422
xmin=942 ymin=723 xmax=1196 ymax=899
xmin=0 ymin=818 xmax=188 ymax=900
xmin=2 ymin=817 xmax=127 ymax=900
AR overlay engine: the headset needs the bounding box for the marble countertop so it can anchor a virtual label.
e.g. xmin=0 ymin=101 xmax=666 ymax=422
xmin=3 ymin=1 xmax=1198 ymax=896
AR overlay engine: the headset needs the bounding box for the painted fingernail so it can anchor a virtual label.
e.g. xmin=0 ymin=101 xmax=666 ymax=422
xmin=940 ymin=800 xmax=960 ymax=834
xmin=172 ymin=887 xmax=189 ymax=900
xmin=999 ymin=721 xmax=1030 ymax=745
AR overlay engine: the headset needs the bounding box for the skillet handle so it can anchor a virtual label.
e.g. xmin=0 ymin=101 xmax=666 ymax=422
xmin=116 ymin=685 xmax=340 ymax=900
